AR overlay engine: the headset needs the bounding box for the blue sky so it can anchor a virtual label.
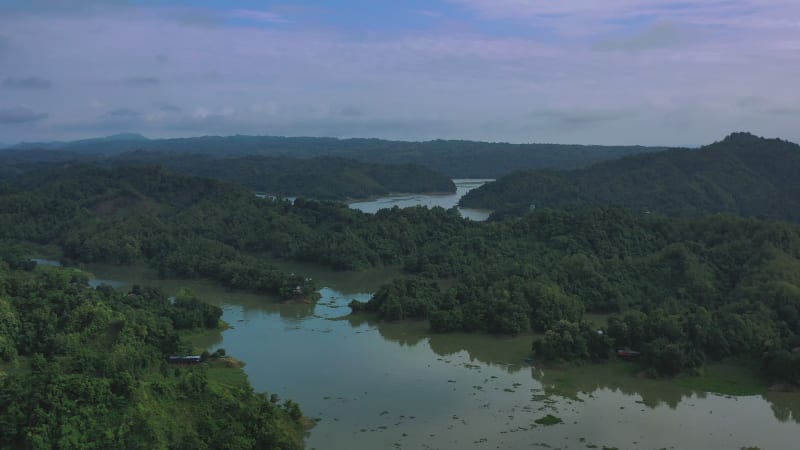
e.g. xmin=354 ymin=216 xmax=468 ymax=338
xmin=1 ymin=0 xmax=799 ymax=145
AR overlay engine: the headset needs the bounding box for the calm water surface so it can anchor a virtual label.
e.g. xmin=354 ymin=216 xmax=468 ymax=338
xmin=82 ymin=263 xmax=800 ymax=450
xmin=348 ymin=179 xmax=494 ymax=221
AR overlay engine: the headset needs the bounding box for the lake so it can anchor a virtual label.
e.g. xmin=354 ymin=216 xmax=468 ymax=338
xmin=348 ymin=179 xmax=494 ymax=221
xmin=81 ymin=262 xmax=800 ymax=450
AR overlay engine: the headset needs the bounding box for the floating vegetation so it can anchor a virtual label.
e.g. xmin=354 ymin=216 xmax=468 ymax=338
xmin=534 ymin=414 xmax=563 ymax=426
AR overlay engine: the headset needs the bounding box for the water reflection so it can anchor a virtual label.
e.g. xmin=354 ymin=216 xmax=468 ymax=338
xmin=532 ymin=364 xmax=688 ymax=409
xmin=80 ymin=262 xmax=800 ymax=447
xmin=348 ymin=179 xmax=494 ymax=221
xmin=765 ymin=391 xmax=800 ymax=423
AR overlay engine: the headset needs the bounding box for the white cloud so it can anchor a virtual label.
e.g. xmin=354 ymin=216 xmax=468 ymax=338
xmin=593 ymin=22 xmax=704 ymax=52
xmin=0 ymin=105 xmax=48 ymax=124
xmin=231 ymin=9 xmax=289 ymax=24
xmin=0 ymin=3 xmax=799 ymax=145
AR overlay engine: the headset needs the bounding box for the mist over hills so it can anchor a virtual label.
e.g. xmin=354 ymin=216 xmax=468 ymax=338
xmin=460 ymin=132 xmax=800 ymax=222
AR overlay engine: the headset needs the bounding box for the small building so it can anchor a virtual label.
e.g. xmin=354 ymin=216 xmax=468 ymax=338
xmin=168 ymin=355 xmax=202 ymax=364
xmin=616 ymin=348 xmax=641 ymax=358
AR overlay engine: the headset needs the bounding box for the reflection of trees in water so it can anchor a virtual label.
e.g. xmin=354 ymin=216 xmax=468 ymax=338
xmin=427 ymin=334 xmax=526 ymax=374
xmin=530 ymin=366 xmax=800 ymax=423
xmin=278 ymin=302 xmax=316 ymax=321
xmin=363 ymin=318 xmax=529 ymax=373
xmin=236 ymin=297 xmax=316 ymax=321
xmin=345 ymin=313 xmax=373 ymax=328
xmin=373 ymin=321 xmax=427 ymax=347
xmin=530 ymin=366 xmax=688 ymax=409
xmin=765 ymin=392 xmax=800 ymax=424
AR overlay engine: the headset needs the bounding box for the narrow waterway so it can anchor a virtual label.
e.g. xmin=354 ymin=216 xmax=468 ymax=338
xmin=348 ymin=179 xmax=494 ymax=221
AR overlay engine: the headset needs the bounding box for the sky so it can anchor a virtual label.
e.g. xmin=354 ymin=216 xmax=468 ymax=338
xmin=1 ymin=0 xmax=800 ymax=146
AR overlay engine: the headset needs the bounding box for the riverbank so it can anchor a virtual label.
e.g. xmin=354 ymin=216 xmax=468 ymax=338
xmin=39 ymin=260 xmax=800 ymax=450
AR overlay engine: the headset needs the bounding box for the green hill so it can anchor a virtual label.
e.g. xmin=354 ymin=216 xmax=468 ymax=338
xmin=3 ymin=134 xmax=661 ymax=178
xmin=0 ymin=248 xmax=305 ymax=449
xmin=109 ymin=153 xmax=456 ymax=200
xmin=460 ymin=133 xmax=800 ymax=221
xmin=0 ymin=153 xmax=455 ymax=201
xmin=4 ymin=165 xmax=800 ymax=384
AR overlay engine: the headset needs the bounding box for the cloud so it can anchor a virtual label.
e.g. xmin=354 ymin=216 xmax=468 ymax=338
xmin=3 ymin=76 xmax=52 ymax=89
xmin=123 ymin=76 xmax=159 ymax=87
xmin=0 ymin=106 xmax=48 ymax=124
xmin=529 ymin=108 xmax=635 ymax=130
xmin=593 ymin=22 xmax=703 ymax=51
xmin=447 ymin=0 xmax=767 ymax=21
xmin=157 ymin=102 xmax=182 ymax=112
xmin=414 ymin=10 xmax=444 ymax=18
xmin=0 ymin=0 xmax=128 ymax=15
xmin=104 ymin=108 xmax=141 ymax=118
xmin=0 ymin=35 xmax=9 ymax=56
xmin=766 ymin=106 xmax=800 ymax=116
xmin=231 ymin=9 xmax=289 ymax=24
xmin=2 ymin=3 xmax=800 ymax=145
xmin=338 ymin=105 xmax=365 ymax=118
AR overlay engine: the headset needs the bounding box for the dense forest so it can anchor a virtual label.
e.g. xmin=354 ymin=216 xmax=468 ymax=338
xmin=460 ymin=132 xmax=800 ymax=222
xmin=0 ymin=167 xmax=318 ymax=301
xmin=1 ymin=165 xmax=799 ymax=385
xmin=0 ymin=245 xmax=306 ymax=449
xmin=0 ymin=153 xmax=455 ymax=201
xmin=2 ymin=133 xmax=660 ymax=178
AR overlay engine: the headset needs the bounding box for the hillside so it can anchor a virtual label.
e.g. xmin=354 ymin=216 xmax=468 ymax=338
xmin=460 ymin=133 xmax=800 ymax=221
xmin=3 ymin=166 xmax=800 ymax=383
xmin=0 ymin=153 xmax=455 ymax=201
xmin=1 ymin=134 xmax=661 ymax=178
xmin=110 ymin=153 xmax=456 ymax=200
xmin=0 ymin=246 xmax=306 ymax=449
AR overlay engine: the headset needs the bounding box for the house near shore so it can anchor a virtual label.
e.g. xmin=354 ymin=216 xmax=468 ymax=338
xmin=168 ymin=355 xmax=202 ymax=364
xmin=615 ymin=348 xmax=641 ymax=358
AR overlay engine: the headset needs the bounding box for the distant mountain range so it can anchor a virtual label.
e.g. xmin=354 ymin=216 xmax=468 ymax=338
xmin=460 ymin=132 xmax=800 ymax=222
xmin=6 ymin=132 xmax=149 ymax=150
xmin=0 ymin=151 xmax=456 ymax=202
xmin=1 ymin=133 xmax=662 ymax=178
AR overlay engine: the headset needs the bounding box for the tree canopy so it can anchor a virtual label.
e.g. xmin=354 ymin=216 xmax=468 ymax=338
xmin=460 ymin=132 xmax=800 ymax=222
xmin=0 ymin=252 xmax=305 ymax=449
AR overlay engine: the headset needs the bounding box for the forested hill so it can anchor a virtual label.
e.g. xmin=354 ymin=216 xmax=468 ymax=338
xmin=3 ymin=165 xmax=800 ymax=383
xmin=0 ymin=250 xmax=306 ymax=449
xmin=459 ymin=133 xmax=800 ymax=221
xmin=2 ymin=134 xmax=661 ymax=178
xmin=0 ymin=153 xmax=455 ymax=201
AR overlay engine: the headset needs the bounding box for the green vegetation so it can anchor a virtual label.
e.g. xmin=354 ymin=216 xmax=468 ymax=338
xmin=0 ymin=259 xmax=305 ymax=449
xmin=460 ymin=132 xmax=800 ymax=222
xmin=0 ymin=153 xmax=456 ymax=201
xmin=2 ymin=133 xmax=660 ymax=178
xmin=118 ymin=154 xmax=456 ymax=200
xmin=2 ymin=161 xmax=800 ymax=387
xmin=534 ymin=414 xmax=563 ymax=426
xmin=673 ymin=363 xmax=766 ymax=395
xmin=349 ymin=208 xmax=800 ymax=383
xmin=0 ymin=168 xmax=317 ymax=300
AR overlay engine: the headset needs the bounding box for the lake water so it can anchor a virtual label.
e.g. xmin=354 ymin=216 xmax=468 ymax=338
xmin=80 ymin=263 xmax=800 ymax=450
xmin=348 ymin=179 xmax=494 ymax=221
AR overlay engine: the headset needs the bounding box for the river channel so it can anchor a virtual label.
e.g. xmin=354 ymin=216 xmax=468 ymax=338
xmin=348 ymin=179 xmax=494 ymax=221
xmin=80 ymin=262 xmax=800 ymax=450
